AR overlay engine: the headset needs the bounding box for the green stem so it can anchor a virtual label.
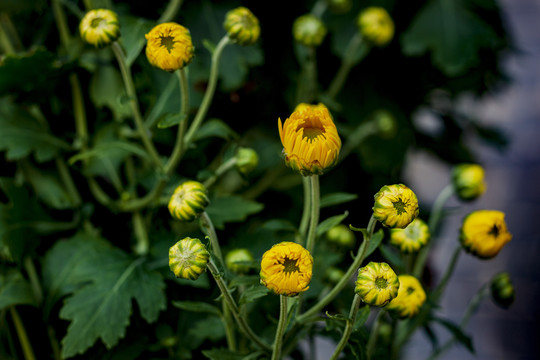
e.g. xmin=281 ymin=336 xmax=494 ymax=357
xmin=298 ymin=215 xmax=377 ymax=323
xmin=199 ymin=212 xmax=223 ymax=265
xmin=298 ymin=176 xmax=312 ymax=243
xmin=51 ymin=0 xmax=71 ymax=48
xmin=330 ymin=294 xmax=362 ymax=360
xmin=88 ymin=178 xmax=114 ymax=206
xmin=183 ymin=35 xmax=230 ymax=147
xmin=432 ymin=245 xmax=462 ymax=302
xmin=111 ymin=41 xmax=163 ymax=170
xmin=55 ymin=157 xmax=82 ymax=207
xmin=23 ymin=257 xmax=43 ymax=305
xmin=9 ymin=307 xmax=36 ymax=360
xmin=69 ymin=73 xmax=88 ymax=150
xmin=222 ymin=301 xmax=237 ymax=351
xmin=207 ymin=260 xmax=271 ymax=352
xmin=271 ymin=295 xmax=289 ymax=360
xmin=158 ymin=0 xmax=184 ymax=23
xmin=132 ymin=211 xmax=149 ymax=255
xmin=0 ymin=14 xmax=16 ymax=54
xmin=413 ymin=184 xmax=455 ymax=278
xmin=366 ymin=308 xmax=385 ymax=360
xmin=326 ymin=33 xmax=365 ymax=101
xmin=164 ymin=68 xmax=190 ymax=175
xmin=305 ymin=175 xmax=320 ymax=254
xmin=203 ymin=157 xmax=238 ymax=189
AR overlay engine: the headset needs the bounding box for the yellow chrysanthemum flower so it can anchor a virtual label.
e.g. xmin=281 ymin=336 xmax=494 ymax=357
xmin=260 ymin=242 xmax=313 ymax=296
xmin=278 ymin=103 xmax=341 ymax=176
xmin=460 ymin=210 xmax=512 ymax=259
xmin=355 ymin=262 xmax=399 ymax=307
xmin=452 ymin=163 xmax=487 ymax=201
xmin=168 ymin=181 xmax=210 ymax=222
xmin=79 ymin=9 xmax=120 ymax=47
xmin=356 ymin=7 xmax=394 ymax=46
xmin=292 ymin=14 xmax=327 ymax=47
xmin=386 ymin=275 xmax=426 ymax=318
xmin=169 ymin=237 xmax=210 ymax=280
xmin=223 ymin=7 xmax=260 ymax=46
xmin=373 ymin=184 xmax=419 ymax=229
xmin=390 ymin=218 xmax=430 ymax=253
xmin=225 ymin=248 xmax=254 ymax=274
xmin=145 ymin=22 xmax=195 ymax=72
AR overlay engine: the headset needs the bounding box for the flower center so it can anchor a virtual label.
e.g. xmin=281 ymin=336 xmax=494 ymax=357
xmin=91 ymin=17 xmax=105 ymax=28
xmin=375 ymin=277 xmax=388 ymax=290
xmin=488 ymin=224 xmax=500 ymax=238
xmin=281 ymin=256 xmax=300 ymax=274
xmin=160 ymin=35 xmax=177 ymax=52
xmin=392 ymin=198 xmax=408 ymax=215
xmin=298 ymin=117 xmax=325 ymax=141
xmin=406 ymin=286 xmax=415 ymax=295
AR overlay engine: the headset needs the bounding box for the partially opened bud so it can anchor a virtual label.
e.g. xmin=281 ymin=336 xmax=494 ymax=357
xmin=168 ymin=181 xmax=209 ymax=222
xmin=169 ymin=237 xmax=210 ymax=280
xmin=292 ymin=14 xmax=327 ymax=47
xmin=356 ymin=7 xmax=394 ymax=46
xmin=460 ymin=210 xmax=512 ymax=259
xmin=224 ymin=7 xmax=260 ymax=46
xmin=452 ymin=163 xmax=486 ymax=201
xmin=355 ymin=262 xmax=399 ymax=307
xmin=373 ymin=184 xmax=419 ymax=229
xmin=490 ymin=272 xmax=515 ymax=308
xmin=225 ymin=248 xmax=254 ymax=274
xmin=79 ymin=9 xmax=120 ymax=47
xmin=235 ymin=147 xmax=259 ymax=175
xmin=386 ymin=275 xmax=426 ymax=318
xmin=390 ymin=218 xmax=430 ymax=253
xmin=145 ymin=22 xmax=195 ymax=72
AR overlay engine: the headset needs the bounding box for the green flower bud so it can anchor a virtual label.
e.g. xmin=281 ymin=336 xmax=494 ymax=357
xmin=327 ymin=0 xmax=352 ymax=14
xmin=490 ymin=272 xmax=515 ymax=308
xmin=292 ymin=14 xmax=327 ymax=47
xmin=390 ymin=218 xmax=430 ymax=254
xmin=356 ymin=7 xmax=394 ymax=46
xmin=168 ymin=181 xmax=210 ymax=222
xmin=169 ymin=237 xmax=210 ymax=280
xmin=355 ymin=262 xmax=399 ymax=307
xmin=79 ymin=9 xmax=120 ymax=48
xmin=224 ymin=7 xmax=260 ymax=46
xmin=452 ymin=163 xmax=487 ymax=201
xmin=235 ymin=147 xmax=259 ymax=175
xmin=324 ymin=267 xmax=346 ymax=285
xmin=225 ymin=248 xmax=254 ymax=274
xmin=373 ymin=109 xmax=397 ymax=138
xmin=373 ymin=184 xmax=419 ymax=229
xmin=326 ymin=224 xmax=355 ymax=248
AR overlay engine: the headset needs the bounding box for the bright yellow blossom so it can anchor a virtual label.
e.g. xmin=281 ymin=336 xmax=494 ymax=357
xmin=169 ymin=237 xmax=210 ymax=280
xmin=386 ymin=275 xmax=426 ymax=318
xmin=373 ymin=184 xmax=419 ymax=229
xmin=278 ymin=103 xmax=341 ymax=176
xmin=355 ymin=262 xmax=399 ymax=307
xmin=460 ymin=210 xmax=512 ymax=259
xmin=390 ymin=218 xmax=430 ymax=253
xmin=168 ymin=181 xmax=209 ymax=222
xmin=145 ymin=22 xmax=195 ymax=72
xmin=356 ymin=7 xmax=394 ymax=46
xmin=79 ymin=9 xmax=120 ymax=47
xmin=260 ymin=242 xmax=313 ymax=296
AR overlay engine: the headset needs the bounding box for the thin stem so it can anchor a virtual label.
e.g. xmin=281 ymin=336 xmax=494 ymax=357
xmin=132 ymin=211 xmax=149 ymax=255
xmin=55 ymin=157 xmax=82 ymax=207
xmin=222 ymin=301 xmax=237 ymax=351
xmin=111 ymin=41 xmax=163 ymax=170
xmin=23 ymin=257 xmax=43 ymax=305
xmin=69 ymin=73 xmax=88 ymax=150
xmin=199 ymin=212 xmax=223 ymax=264
xmin=271 ymin=295 xmax=289 ymax=360
xmin=413 ymin=184 xmax=455 ymax=278
xmin=305 ymin=175 xmax=320 ymax=254
xmin=51 ymin=0 xmax=71 ymax=48
xmin=298 ymin=215 xmax=377 ymax=323
xmin=9 ymin=307 xmax=36 ymax=360
xmin=207 ymin=260 xmax=271 ymax=352
xmin=164 ymin=68 xmax=190 ymax=175
xmin=298 ymin=176 xmax=312 ymax=244
xmin=183 ymin=35 xmax=230 ymax=147
xmin=432 ymin=245 xmax=462 ymax=301
xmin=330 ymin=294 xmax=363 ymax=360
xmin=157 ymin=0 xmax=184 ymax=23
xmin=366 ymin=308 xmax=385 ymax=360
xmin=203 ymin=157 xmax=238 ymax=189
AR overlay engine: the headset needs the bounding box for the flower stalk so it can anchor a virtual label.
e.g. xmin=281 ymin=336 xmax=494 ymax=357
xmin=10 ymin=307 xmax=36 ymax=360
xmin=305 ymin=175 xmax=320 ymax=254
xmin=271 ymin=295 xmax=289 ymax=360
xmin=329 ymin=294 xmax=363 ymax=360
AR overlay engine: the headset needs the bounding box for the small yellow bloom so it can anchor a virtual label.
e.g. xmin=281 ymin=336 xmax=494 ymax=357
xmin=355 ymin=262 xmax=399 ymax=307
xmin=460 ymin=210 xmax=512 ymax=259
xmin=224 ymin=7 xmax=260 ymax=46
xmin=225 ymin=248 xmax=254 ymax=274
xmin=145 ymin=22 xmax=195 ymax=72
xmin=356 ymin=7 xmax=394 ymax=46
xmin=386 ymin=275 xmax=426 ymax=318
xmin=260 ymin=242 xmax=313 ymax=296
xmin=79 ymin=9 xmax=120 ymax=47
xmin=292 ymin=14 xmax=327 ymax=47
xmin=168 ymin=181 xmax=209 ymax=222
xmin=326 ymin=224 xmax=355 ymax=248
xmin=235 ymin=147 xmax=259 ymax=175
xmin=373 ymin=184 xmax=419 ymax=229
xmin=490 ymin=272 xmax=515 ymax=308
xmin=278 ymin=103 xmax=341 ymax=176
xmin=169 ymin=237 xmax=210 ymax=280
xmin=452 ymin=163 xmax=487 ymax=201
xmin=390 ymin=218 xmax=430 ymax=253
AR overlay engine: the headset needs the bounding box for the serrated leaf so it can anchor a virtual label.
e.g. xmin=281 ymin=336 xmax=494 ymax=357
xmin=205 ymin=195 xmax=264 ymax=229
xmin=157 ymin=113 xmax=187 ymax=129
xmin=320 ymin=192 xmax=358 ymax=208
xmin=0 ymin=269 xmax=37 ymax=310
xmin=55 ymin=232 xmax=166 ymax=358
xmin=239 ymin=284 xmax=269 ymax=305
xmin=193 ymin=118 xmax=238 ymax=142
xmin=317 ymin=211 xmax=349 ymax=236
xmin=172 ymin=301 xmax=221 ymax=317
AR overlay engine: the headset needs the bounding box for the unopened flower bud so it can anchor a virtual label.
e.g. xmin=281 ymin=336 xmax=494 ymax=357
xmin=225 ymin=248 xmax=254 ymax=274
xmin=452 ymin=163 xmax=487 ymax=201
xmin=326 ymin=224 xmax=355 ymax=248
xmin=235 ymin=147 xmax=259 ymax=175
xmin=390 ymin=218 xmax=430 ymax=254
xmin=490 ymin=272 xmax=515 ymax=308
xmin=373 ymin=184 xmax=419 ymax=229
xmin=79 ymin=9 xmax=120 ymax=47
xmin=292 ymin=14 xmax=327 ymax=47
xmin=169 ymin=237 xmax=210 ymax=280
xmin=356 ymin=7 xmax=394 ymax=46
xmin=145 ymin=22 xmax=194 ymax=72
xmin=168 ymin=181 xmax=209 ymax=222
xmin=324 ymin=267 xmax=346 ymax=285
xmin=386 ymin=275 xmax=426 ymax=318
xmin=373 ymin=109 xmax=397 ymax=138
xmin=355 ymin=262 xmax=399 ymax=307
xmin=460 ymin=210 xmax=512 ymax=259
xmin=224 ymin=7 xmax=260 ymax=46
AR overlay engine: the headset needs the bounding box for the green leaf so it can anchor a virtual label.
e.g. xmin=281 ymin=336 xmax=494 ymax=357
xmin=401 ymin=0 xmax=499 ymax=76
xmin=22 ymin=163 xmax=72 ymax=209
xmin=172 ymin=301 xmax=221 ymax=317
xmin=202 ymin=348 xmax=247 ymax=360
xmin=0 ymin=98 xmax=71 ymax=162
xmin=69 ymin=140 xmax=149 ymax=165
xmin=193 ymin=118 xmax=238 ymax=142
xmin=118 ymin=15 xmax=155 ymax=67
xmin=317 ymin=211 xmax=349 ymax=236
xmin=188 ymin=316 xmax=226 ymax=348
xmin=157 ymin=113 xmax=187 ymax=129
xmin=261 ymin=219 xmax=297 ymax=233
xmin=353 ymin=305 xmax=371 ymax=331
xmin=431 ymin=316 xmax=475 ymax=353
xmin=0 ymin=269 xmax=37 ymax=310
xmin=379 ymin=244 xmax=405 ymax=272
xmin=239 ymin=284 xmax=269 ymax=305
xmin=320 ymin=192 xmax=358 ymax=208
xmin=218 ymin=45 xmax=264 ymax=91
xmin=89 ymin=65 xmax=131 ymax=121
xmin=54 ymin=232 xmax=166 ymax=358
xmin=364 ymin=230 xmax=384 ymax=258
xmin=205 ymin=195 xmax=264 ymax=229
xmin=145 ymin=74 xmax=179 ymax=128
